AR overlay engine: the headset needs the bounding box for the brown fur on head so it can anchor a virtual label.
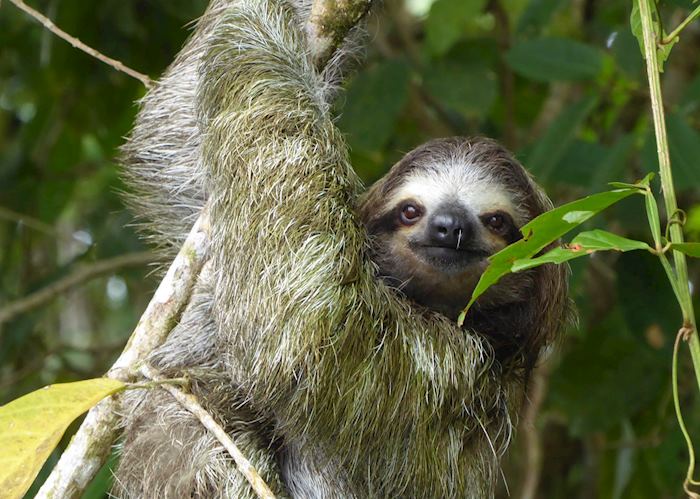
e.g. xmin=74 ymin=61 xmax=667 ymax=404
xmin=359 ymin=136 xmax=569 ymax=369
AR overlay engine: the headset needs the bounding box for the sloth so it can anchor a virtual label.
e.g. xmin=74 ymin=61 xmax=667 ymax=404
xmin=114 ymin=0 xmax=570 ymax=497
xmin=360 ymin=136 xmax=559 ymax=368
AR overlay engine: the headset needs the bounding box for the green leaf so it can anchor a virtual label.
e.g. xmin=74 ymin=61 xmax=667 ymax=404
xmin=505 ymin=38 xmax=604 ymax=82
xmin=669 ymin=242 xmax=700 ymax=257
xmin=656 ymin=37 xmax=677 ymax=72
xmin=423 ymin=60 xmax=497 ymax=117
xmin=338 ymin=60 xmax=411 ymax=153
xmin=0 ymin=378 xmax=125 ymax=499
xmin=644 ymin=186 xmax=662 ymax=248
xmin=511 ymin=230 xmax=651 ymax=272
xmin=630 ymin=0 xmax=676 ymax=70
xmin=630 ymin=1 xmax=644 ymax=58
xmin=458 ymin=182 xmax=647 ymax=324
xmin=527 ymin=96 xmax=598 ymax=181
xmin=425 ymin=0 xmax=489 ymax=56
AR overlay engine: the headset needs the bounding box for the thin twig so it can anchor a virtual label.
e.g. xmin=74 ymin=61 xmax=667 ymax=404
xmin=662 ymin=5 xmax=700 ymax=45
xmin=0 ymin=252 xmax=156 ymax=326
xmin=35 ymin=211 xmax=210 ymax=499
xmin=673 ymin=327 xmax=700 ymax=498
xmin=7 ymin=0 xmax=153 ymax=88
xmin=140 ymin=365 xmax=276 ymax=499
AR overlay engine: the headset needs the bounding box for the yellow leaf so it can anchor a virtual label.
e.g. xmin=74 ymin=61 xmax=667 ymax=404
xmin=0 ymin=378 xmax=125 ymax=499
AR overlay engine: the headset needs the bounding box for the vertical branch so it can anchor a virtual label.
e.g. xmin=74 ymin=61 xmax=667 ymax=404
xmin=35 ymin=213 xmax=210 ymax=499
xmin=638 ymin=0 xmax=700 ymax=494
xmin=637 ymin=0 xmax=700 ymax=388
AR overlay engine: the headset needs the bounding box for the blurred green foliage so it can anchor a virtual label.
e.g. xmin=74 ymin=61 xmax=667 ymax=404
xmin=1 ymin=0 xmax=699 ymax=497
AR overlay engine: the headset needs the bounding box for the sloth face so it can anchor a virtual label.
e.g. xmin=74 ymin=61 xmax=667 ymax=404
xmin=386 ymin=165 xmax=525 ymax=272
xmin=360 ymin=137 xmax=541 ymax=320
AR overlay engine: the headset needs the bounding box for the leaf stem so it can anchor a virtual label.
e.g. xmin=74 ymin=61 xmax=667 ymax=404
xmin=662 ymin=4 xmax=700 ymax=45
xmin=638 ymin=0 xmax=700 ymax=389
xmin=638 ymin=0 xmax=700 ymax=493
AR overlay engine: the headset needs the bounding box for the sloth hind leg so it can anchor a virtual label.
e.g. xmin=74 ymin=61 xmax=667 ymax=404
xmin=113 ymin=389 xmax=289 ymax=499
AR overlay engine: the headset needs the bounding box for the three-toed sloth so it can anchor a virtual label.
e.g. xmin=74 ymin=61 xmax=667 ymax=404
xmin=115 ymin=0 xmax=570 ymax=497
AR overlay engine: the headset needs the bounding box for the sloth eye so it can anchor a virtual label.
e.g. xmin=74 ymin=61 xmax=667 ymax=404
xmin=399 ymin=204 xmax=422 ymax=225
xmin=487 ymin=214 xmax=504 ymax=229
xmin=483 ymin=213 xmax=509 ymax=234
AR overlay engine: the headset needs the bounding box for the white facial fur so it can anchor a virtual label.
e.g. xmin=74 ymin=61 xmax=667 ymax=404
xmin=385 ymin=158 xmax=527 ymax=226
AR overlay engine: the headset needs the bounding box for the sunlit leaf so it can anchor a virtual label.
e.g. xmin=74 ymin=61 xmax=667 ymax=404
xmin=458 ymin=179 xmax=650 ymax=324
xmin=0 ymin=379 xmax=125 ymax=499
xmin=511 ymin=230 xmax=651 ymax=272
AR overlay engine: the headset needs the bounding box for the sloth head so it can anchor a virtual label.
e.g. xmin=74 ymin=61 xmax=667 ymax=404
xmin=359 ymin=136 xmax=568 ymax=367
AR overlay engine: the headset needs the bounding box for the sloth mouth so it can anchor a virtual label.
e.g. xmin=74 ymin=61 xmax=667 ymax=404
xmin=415 ymin=245 xmax=490 ymax=268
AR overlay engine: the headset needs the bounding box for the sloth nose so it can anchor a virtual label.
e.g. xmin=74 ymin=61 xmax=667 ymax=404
xmin=428 ymin=211 xmax=473 ymax=248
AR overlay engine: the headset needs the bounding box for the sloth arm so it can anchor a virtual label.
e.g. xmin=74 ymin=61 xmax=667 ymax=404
xmin=196 ymin=0 xmax=497 ymax=399
xmin=192 ymin=0 xmax=514 ymax=494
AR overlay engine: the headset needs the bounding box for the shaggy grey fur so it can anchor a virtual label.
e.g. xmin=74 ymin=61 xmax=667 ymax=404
xmin=115 ymin=0 xmax=569 ymax=497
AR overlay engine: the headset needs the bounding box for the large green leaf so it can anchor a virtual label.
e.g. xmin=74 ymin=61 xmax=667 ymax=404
xmin=0 ymin=379 xmax=125 ymax=499
xmin=338 ymin=60 xmax=411 ymax=153
xmin=425 ymin=0 xmax=488 ymax=56
xmin=458 ymin=178 xmax=650 ymax=324
xmin=505 ymin=38 xmax=604 ymax=82
xmin=511 ymin=229 xmax=651 ymax=272
xmin=423 ymin=60 xmax=497 ymax=118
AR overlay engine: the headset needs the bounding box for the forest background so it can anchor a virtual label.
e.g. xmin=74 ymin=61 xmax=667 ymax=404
xmin=1 ymin=0 xmax=700 ymax=497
